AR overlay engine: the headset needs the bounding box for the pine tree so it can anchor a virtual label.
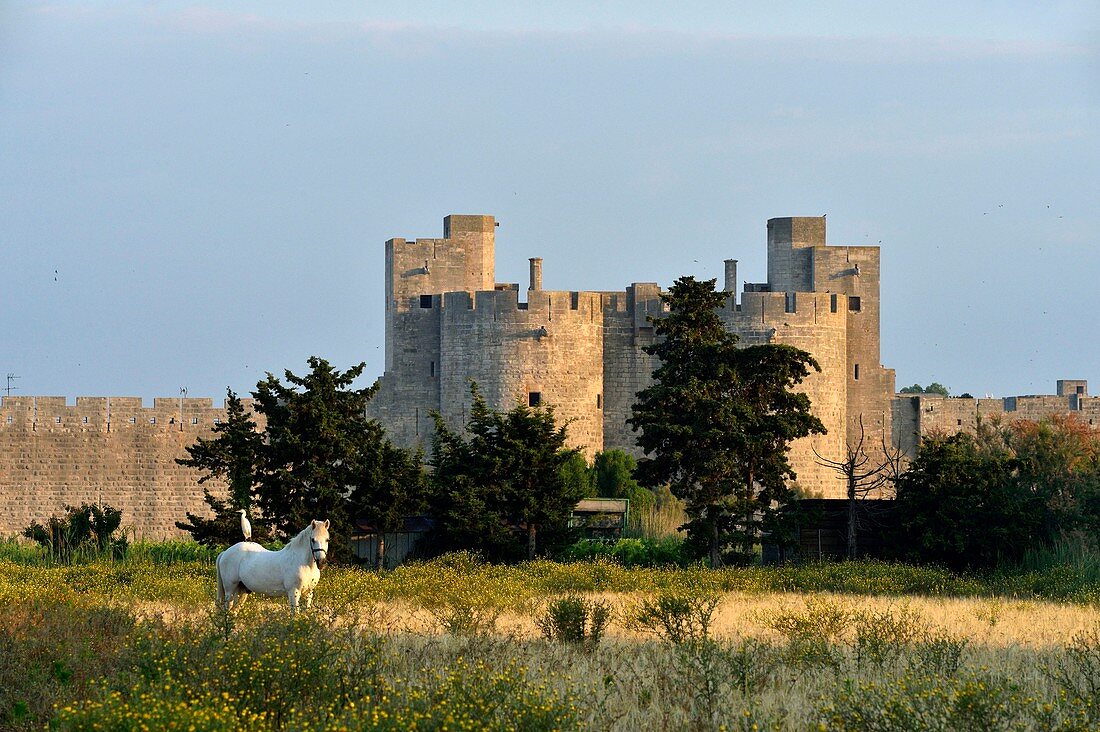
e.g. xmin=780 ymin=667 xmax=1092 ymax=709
xmin=252 ymin=357 xmax=385 ymax=560
xmin=175 ymin=389 xmax=268 ymax=546
xmin=349 ymin=441 xmax=429 ymax=569
xmin=629 ymin=276 xmax=825 ymax=566
xmin=431 ymin=383 xmax=586 ymax=561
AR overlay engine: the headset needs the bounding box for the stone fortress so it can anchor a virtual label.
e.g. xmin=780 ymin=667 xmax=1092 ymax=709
xmin=0 ymin=213 xmax=1093 ymax=538
xmin=366 ymin=214 xmax=896 ymax=499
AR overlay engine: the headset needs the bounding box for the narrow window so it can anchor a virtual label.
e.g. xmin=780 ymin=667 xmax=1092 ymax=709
xmin=5 ymin=415 xmax=11 ymax=424
xmin=419 ymin=294 xmax=432 ymax=308
xmin=957 ymin=419 xmax=963 ymax=426
xmin=529 ymin=392 xmax=542 ymax=407
xmin=150 ymin=417 xmax=156 ymax=424
xmin=415 ymin=407 xmax=419 ymax=436
xmin=1077 ymin=386 xmax=1085 ymax=394
xmin=191 ymin=417 xmax=199 ymax=425
xmin=129 ymin=416 xmax=136 ymax=424
xmin=82 ymin=416 xmax=89 ymax=424
xmin=430 ymin=360 xmax=436 ymax=377
xmin=848 ymin=296 xmax=861 ymax=312
xmin=854 ymin=364 xmax=860 ymax=380
xmin=596 ymin=394 xmax=602 ymax=409
xmin=55 ymin=416 xmax=62 ymax=424
xmin=830 ymin=294 xmax=837 ymax=313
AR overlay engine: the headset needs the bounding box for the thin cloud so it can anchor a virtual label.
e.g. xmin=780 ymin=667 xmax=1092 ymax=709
xmin=26 ymin=3 xmax=1094 ymax=63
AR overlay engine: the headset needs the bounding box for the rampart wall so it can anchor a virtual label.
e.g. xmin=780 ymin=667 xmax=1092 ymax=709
xmin=438 ymin=288 xmax=606 ymax=456
xmin=892 ymin=386 xmax=1100 ymax=456
xmin=0 ymin=396 xmax=234 ymax=539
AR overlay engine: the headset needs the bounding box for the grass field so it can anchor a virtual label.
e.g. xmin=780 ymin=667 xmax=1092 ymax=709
xmin=2 ymin=550 xmax=1099 ymax=730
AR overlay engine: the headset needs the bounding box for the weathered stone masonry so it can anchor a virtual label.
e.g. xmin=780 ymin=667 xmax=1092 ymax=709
xmin=367 ymin=214 xmax=898 ymax=499
xmin=893 ymin=380 xmax=1100 ymax=457
xmin=0 ymin=396 xmax=237 ymax=539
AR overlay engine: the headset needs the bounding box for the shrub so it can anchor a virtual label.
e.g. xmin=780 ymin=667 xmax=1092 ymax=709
xmin=852 ymin=605 xmax=928 ymax=669
xmin=423 ymin=583 xmax=503 ymax=636
xmin=1045 ymin=622 xmax=1100 ymax=703
xmin=632 ymin=590 xmax=720 ymax=643
xmin=559 ymin=537 xmax=687 ymax=567
xmin=818 ymin=671 xmax=1029 ymax=731
xmin=536 ymin=594 xmax=612 ymax=649
xmin=762 ymin=595 xmax=853 ymax=670
xmin=22 ymin=504 xmax=128 ymax=564
xmin=908 ymin=630 xmax=969 ymax=676
xmin=763 ymin=595 xmax=853 ymax=644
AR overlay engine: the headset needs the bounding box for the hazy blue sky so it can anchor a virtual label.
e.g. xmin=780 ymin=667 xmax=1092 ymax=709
xmin=2 ymin=1 xmax=1098 ymax=402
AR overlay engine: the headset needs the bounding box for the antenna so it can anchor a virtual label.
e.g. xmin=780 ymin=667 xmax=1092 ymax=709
xmin=179 ymin=387 xmax=187 ymax=431
xmin=4 ymin=374 xmax=19 ymax=397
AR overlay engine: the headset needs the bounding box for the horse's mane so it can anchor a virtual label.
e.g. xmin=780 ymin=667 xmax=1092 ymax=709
xmin=288 ymin=523 xmax=314 ymax=547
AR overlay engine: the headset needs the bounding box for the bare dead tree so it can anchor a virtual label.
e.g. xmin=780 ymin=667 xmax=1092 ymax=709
xmin=813 ymin=415 xmax=899 ymax=559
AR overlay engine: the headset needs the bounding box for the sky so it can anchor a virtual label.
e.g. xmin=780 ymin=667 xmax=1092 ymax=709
xmin=2 ymin=1 xmax=1098 ymax=403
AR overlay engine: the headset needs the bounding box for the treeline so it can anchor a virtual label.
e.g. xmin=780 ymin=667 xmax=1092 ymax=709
xmin=174 ymin=276 xmax=1100 ymax=574
xmin=175 ymin=358 xmax=649 ymax=565
xmin=893 ymin=415 xmax=1100 ymax=570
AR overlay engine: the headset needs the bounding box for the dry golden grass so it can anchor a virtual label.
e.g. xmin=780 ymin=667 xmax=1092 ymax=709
xmin=367 ymin=591 xmax=1100 ymax=649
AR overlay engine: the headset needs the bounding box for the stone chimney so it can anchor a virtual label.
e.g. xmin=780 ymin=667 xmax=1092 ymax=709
xmin=529 ymin=257 xmax=543 ymax=291
xmin=724 ymin=259 xmax=738 ymax=299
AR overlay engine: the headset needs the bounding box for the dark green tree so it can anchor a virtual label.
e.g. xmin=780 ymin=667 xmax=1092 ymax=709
xmin=349 ymin=441 xmax=429 ymax=569
xmin=593 ymin=449 xmax=656 ymax=513
xmin=252 ymin=357 xmax=384 ymax=560
xmin=628 ymin=276 xmax=825 ymax=566
xmin=175 ymin=389 xmax=269 ymax=546
xmin=560 ymin=452 xmax=597 ymax=499
xmin=899 ymin=382 xmax=951 ymax=396
xmin=893 ymin=432 xmax=1040 ymax=569
xmin=430 ymin=383 xmax=587 ymax=561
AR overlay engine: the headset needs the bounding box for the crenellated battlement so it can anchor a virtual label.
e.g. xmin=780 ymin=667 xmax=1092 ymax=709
xmin=438 ymin=288 xmax=608 ymax=323
xmin=0 ymin=395 xmax=254 ymax=433
xmin=729 ymin=291 xmax=849 ymax=328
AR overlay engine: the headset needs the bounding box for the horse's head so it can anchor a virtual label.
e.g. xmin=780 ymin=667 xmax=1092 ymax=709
xmin=309 ymin=519 xmax=331 ymax=568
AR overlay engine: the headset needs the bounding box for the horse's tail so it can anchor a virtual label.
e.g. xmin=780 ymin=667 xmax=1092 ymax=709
xmin=215 ymin=552 xmax=225 ymax=606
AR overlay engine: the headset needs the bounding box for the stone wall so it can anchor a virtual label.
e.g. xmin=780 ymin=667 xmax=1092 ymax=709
xmin=892 ymin=383 xmax=1100 ymax=457
xmin=0 ymin=396 xmax=233 ymax=539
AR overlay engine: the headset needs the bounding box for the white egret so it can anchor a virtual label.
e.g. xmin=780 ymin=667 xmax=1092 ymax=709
xmin=239 ymin=509 xmax=252 ymax=542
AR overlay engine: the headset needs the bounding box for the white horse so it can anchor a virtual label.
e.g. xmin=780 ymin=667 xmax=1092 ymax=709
xmin=216 ymin=519 xmax=330 ymax=613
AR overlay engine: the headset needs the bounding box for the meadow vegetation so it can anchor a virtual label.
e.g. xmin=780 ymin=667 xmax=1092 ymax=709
xmin=2 ymin=547 xmax=1100 ymax=730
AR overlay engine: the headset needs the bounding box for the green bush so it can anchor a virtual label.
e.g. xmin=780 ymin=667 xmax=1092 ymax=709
xmin=22 ymin=504 xmax=128 ymax=564
xmin=818 ymin=671 xmax=1036 ymax=730
xmin=632 ymin=590 xmax=720 ymax=644
xmin=536 ymin=594 xmax=612 ymax=650
xmin=560 ymin=537 xmax=687 ymax=567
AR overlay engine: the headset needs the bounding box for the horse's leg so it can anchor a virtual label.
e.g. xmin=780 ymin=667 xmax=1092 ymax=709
xmin=216 ymin=562 xmax=226 ymax=608
xmin=288 ymin=588 xmax=300 ymax=615
xmin=301 ymin=590 xmax=314 ymax=611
